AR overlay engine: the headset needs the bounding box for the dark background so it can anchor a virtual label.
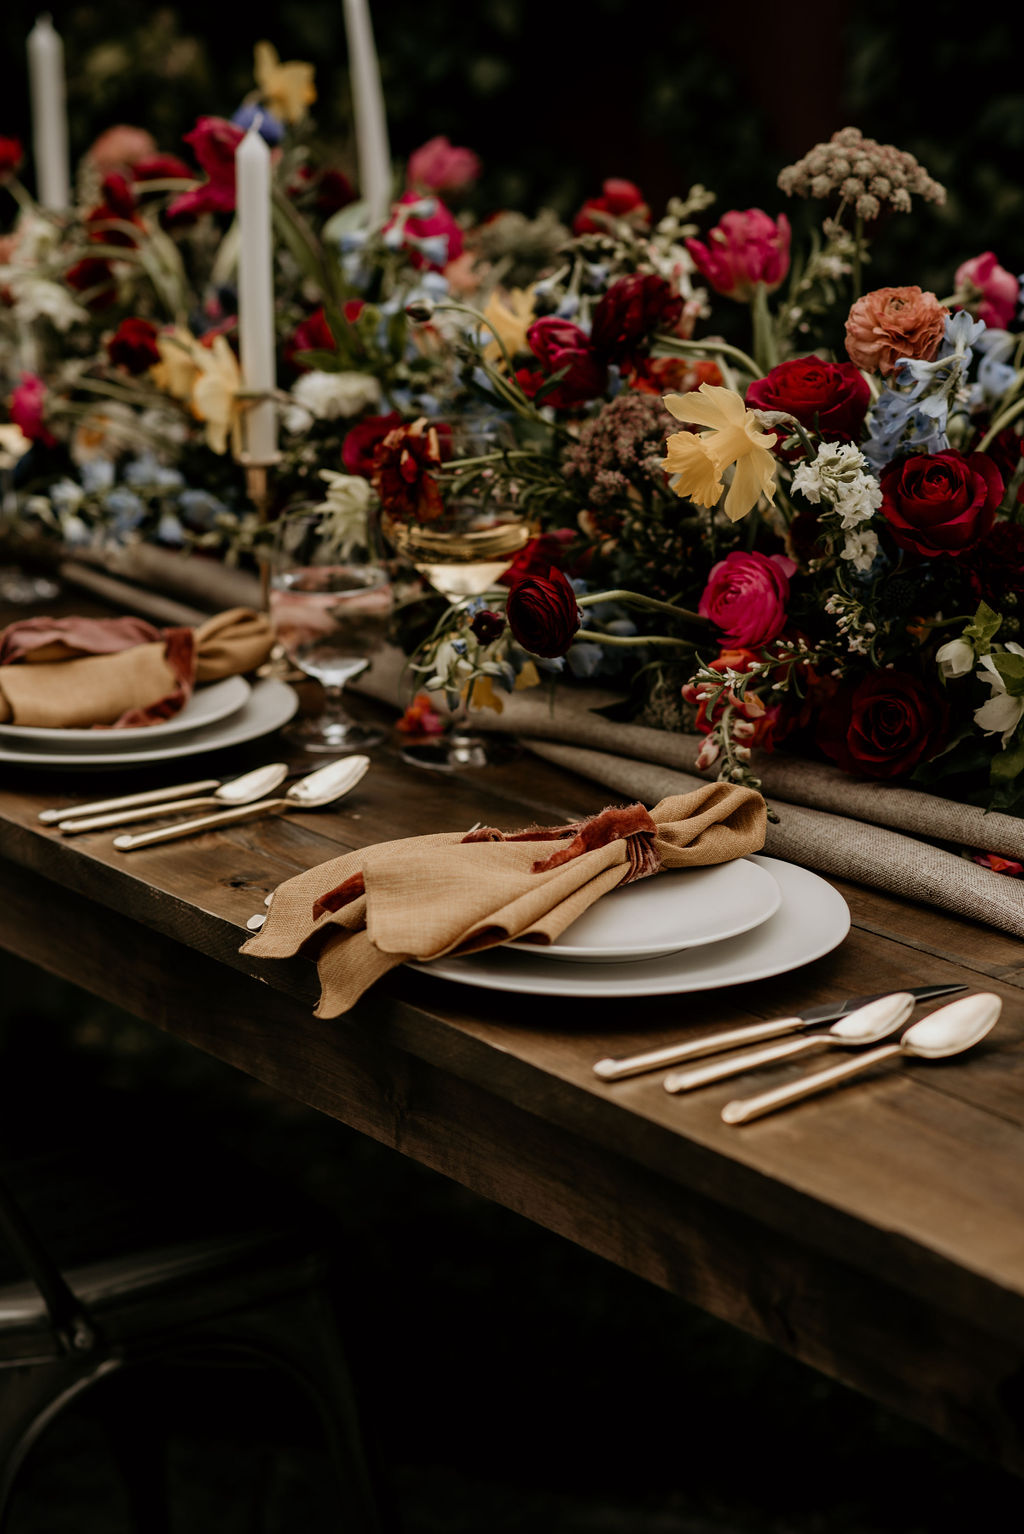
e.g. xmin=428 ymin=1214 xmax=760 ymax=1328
xmin=2 ymin=2 xmax=1024 ymax=291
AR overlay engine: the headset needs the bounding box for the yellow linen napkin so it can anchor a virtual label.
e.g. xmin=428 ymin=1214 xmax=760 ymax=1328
xmin=241 ymin=785 xmax=767 ymax=1016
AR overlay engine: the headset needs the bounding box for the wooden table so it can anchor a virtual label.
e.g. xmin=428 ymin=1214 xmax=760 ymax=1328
xmin=1 ymin=718 xmax=1024 ymax=1476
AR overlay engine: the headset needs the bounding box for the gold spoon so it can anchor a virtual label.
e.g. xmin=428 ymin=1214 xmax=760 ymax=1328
xmin=722 ymin=993 xmax=1001 ymax=1125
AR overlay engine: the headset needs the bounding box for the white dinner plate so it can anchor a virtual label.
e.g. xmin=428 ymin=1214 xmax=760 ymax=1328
xmin=412 ymin=856 xmax=849 ymax=998
xmin=505 ymin=857 xmax=780 ymax=963
xmin=0 ymin=674 xmax=251 ymax=747
xmin=0 ymin=679 xmax=297 ymax=770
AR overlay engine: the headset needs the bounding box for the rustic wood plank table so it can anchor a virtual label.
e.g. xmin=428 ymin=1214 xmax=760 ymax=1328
xmin=1 ymin=713 xmax=1023 ymax=1476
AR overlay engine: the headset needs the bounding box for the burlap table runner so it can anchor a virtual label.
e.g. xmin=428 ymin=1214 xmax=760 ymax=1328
xmin=242 ymin=786 xmax=766 ymax=1016
xmin=351 ymin=645 xmax=1024 ymax=936
xmin=0 ymin=607 xmax=274 ymax=728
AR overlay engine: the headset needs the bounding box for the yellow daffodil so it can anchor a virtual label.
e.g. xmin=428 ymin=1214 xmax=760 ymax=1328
xmin=254 ymin=41 xmax=316 ymax=126
xmin=481 ymin=286 xmax=536 ymax=367
xmin=151 ymin=327 xmax=200 ymax=402
xmin=661 ymin=384 xmax=777 ymax=522
xmin=190 ymin=336 xmax=243 ymax=457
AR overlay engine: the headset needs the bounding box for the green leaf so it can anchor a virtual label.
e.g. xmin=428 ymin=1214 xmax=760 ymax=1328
xmin=964 ymin=600 xmax=1002 ymax=653
xmin=991 ymin=651 xmax=1024 ymax=696
xmin=990 ymin=732 xmax=1024 ymax=784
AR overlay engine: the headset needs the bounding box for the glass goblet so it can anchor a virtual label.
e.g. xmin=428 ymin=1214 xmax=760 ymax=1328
xmin=269 ymin=504 xmax=394 ymax=755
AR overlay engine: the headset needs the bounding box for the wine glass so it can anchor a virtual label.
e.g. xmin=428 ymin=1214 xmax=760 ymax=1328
xmin=379 ymin=418 xmax=528 ymax=769
xmin=269 ymin=502 xmax=394 ymax=754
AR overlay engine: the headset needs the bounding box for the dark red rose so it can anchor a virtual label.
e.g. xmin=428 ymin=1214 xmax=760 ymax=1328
xmin=285 ymin=306 xmax=337 ymax=371
xmin=964 ymin=521 xmax=1024 ymax=607
xmin=371 ymin=419 xmax=452 ymax=523
xmin=573 ymin=179 xmax=649 ymax=236
xmin=506 ymin=567 xmax=581 ymax=658
xmin=498 ymin=528 xmax=575 ymax=586
xmin=86 ymin=174 xmax=143 ymax=248
xmin=817 ymin=672 xmax=950 ymax=780
xmin=470 ymin=609 xmax=506 ymax=644
xmin=130 ymin=153 xmax=193 ymax=184
xmin=342 ymin=412 xmax=404 ymax=476
xmin=880 ymin=449 xmax=1003 ymax=557
xmin=65 ymin=258 xmax=117 ymax=309
xmin=167 ymin=117 xmax=242 ymax=219
xmin=746 ymin=357 xmax=870 ymax=454
xmin=517 ymin=317 xmax=607 ymax=409
xmin=0 ymin=137 xmax=24 ymax=178
xmin=971 ymin=424 xmax=1023 ymax=486
xmin=107 ymin=317 xmax=160 ymax=373
xmin=590 ymin=274 xmax=683 ymax=363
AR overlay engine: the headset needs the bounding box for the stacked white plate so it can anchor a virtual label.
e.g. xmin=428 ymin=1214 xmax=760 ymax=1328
xmin=413 ymin=855 xmax=851 ymax=998
xmin=0 ymin=676 xmax=298 ymax=770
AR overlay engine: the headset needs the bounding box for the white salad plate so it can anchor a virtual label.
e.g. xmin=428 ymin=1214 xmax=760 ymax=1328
xmin=412 ymin=856 xmax=850 ymax=998
xmin=0 ymin=679 xmax=297 ymax=770
xmin=0 ymin=674 xmax=251 ymax=748
xmin=505 ymin=856 xmax=780 ymax=963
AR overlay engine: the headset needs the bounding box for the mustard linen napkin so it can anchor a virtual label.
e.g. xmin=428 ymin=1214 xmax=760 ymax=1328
xmin=0 ymin=607 xmax=274 ymax=728
xmin=241 ymin=786 xmax=766 ymax=1017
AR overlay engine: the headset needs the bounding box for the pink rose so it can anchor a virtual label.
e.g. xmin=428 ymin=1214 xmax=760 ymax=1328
xmin=407 ymin=136 xmax=481 ymax=195
xmin=86 ymin=125 xmax=157 ymax=172
xmin=685 ymin=210 xmax=791 ymax=301
xmin=10 ymin=373 xmax=56 ymax=446
xmin=698 ymin=550 xmax=795 ymax=646
xmin=955 ymin=252 xmax=1019 ymax=330
xmin=845 ymin=286 xmax=948 ymax=377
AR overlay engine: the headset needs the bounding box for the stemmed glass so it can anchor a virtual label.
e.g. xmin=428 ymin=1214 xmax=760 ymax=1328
xmin=379 ymin=418 xmax=529 ymax=769
xmin=268 ymin=501 xmax=394 ymax=754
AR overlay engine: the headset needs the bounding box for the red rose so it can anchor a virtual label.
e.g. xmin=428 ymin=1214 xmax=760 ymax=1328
xmin=506 ymin=567 xmax=581 ymax=657
xmin=341 ymin=412 xmax=404 ymax=477
xmin=285 ymin=306 xmax=337 ymax=371
xmin=498 ymin=528 xmax=575 ymax=586
xmin=167 ymin=117 xmax=243 ymax=220
xmin=964 ymin=521 xmax=1024 ymax=607
xmin=817 ymin=672 xmax=949 ymax=780
xmin=880 ymin=449 xmax=1003 ymax=557
xmin=107 ymin=317 xmax=160 ymax=373
xmin=0 ymin=137 xmax=24 ymax=179
xmin=517 ymin=317 xmax=607 ymax=409
xmin=590 ymin=274 xmax=683 ymax=364
xmin=699 ymin=550 xmax=795 ymax=647
xmin=745 ymin=357 xmax=870 ymax=453
xmin=573 ymin=179 xmax=649 ymax=236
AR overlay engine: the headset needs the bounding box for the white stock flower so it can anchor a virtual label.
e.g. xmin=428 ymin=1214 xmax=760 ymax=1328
xmin=284 ymin=370 xmax=382 ymax=433
xmin=935 ymin=637 xmax=975 ymax=679
xmin=974 ymin=642 xmax=1024 ymax=745
xmin=792 ymin=441 xmax=882 ymax=529
xmin=840 ymin=526 xmax=879 ymax=572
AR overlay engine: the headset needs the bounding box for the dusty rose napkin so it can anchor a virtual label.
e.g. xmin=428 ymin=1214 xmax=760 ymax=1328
xmin=241 ymin=786 xmax=767 ymax=1017
xmin=0 ymin=607 xmax=274 ymax=729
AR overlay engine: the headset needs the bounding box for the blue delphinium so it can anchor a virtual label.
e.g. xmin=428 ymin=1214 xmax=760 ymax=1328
xmin=863 ymin=312 xmax=985 ymax=468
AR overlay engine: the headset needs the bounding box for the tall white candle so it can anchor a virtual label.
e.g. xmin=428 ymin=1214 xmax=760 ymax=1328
xmin=342 ymin=0 xmax=392 ymax=226
xmin=236 ymin=124 xmax=278 ymax=464
xmin=27 ymin=15 xmax=70 ymax=211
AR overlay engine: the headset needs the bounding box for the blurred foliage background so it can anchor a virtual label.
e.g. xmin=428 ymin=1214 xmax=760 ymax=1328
xmin=2 ymin=0 xmax=1024 ymax=296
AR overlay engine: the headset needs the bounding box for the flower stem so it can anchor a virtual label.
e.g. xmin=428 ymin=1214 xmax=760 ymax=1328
xmin=652 ymin=333 xmax=762 ymax=380
xmin=574 ymin=630 xmax=697 ymax=649
xmin=576 ymin=589 xmax=709 ymax=625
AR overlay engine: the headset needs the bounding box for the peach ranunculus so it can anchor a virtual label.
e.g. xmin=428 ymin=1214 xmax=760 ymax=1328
xmin=86 ymin=125 xmax=158 ymax=172
xmin=844 ymin=286 xmax=949 ymax=377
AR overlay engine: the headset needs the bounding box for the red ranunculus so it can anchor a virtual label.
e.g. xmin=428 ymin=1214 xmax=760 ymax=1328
xmin=167 ymin=117 xmax=243 ymax=220
xmin=573 ymin=179 xmax=649 ymax=236
xmin=10 ymin=374 xmax=56 ymax=446
xmin=745 ymin=357 xmax=870 ymax=453
xmin=371 ymin=419 xmax=452 ymax=523
xmin=955 ymin=252 xmax=1019 ymax=331
xmin=107 ymin=317 xmax=161 ymax=373
xmin=341 ymin=412 xmax=404 ymax=476
xmin=469 ymin=609 xmax=506 ymax=644
xmin=686 ymin=210 xmax=791 ymax=301
xmin=880 ymin=449 xmax=1003 ymax=558
xmin=517 ymin=317 xmax=607 ymax=409
xmin=590 ymin=274 xmax=683 ymax=364
xmin=65 ymin=257 xmax=117 ymax=309
xmin=699 ymin=550 xmax=795 ymax=647
xmin=499 ymin=528 xmax=576 ymax=586
xmin=383 ymin=191 xmax=464 ymax=270
xmin=817 ymin=672 xmax=949 ymax=780
xmin=0 ymin=137 xmax=24 ymax=179
xmin=506 ymin=567 xmax=581 ymax=658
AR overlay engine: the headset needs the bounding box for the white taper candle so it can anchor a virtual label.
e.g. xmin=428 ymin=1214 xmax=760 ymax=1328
xmin=27 ymin=15 xmax=70 ymax=211
xmin=342 ymin=0 xmax=392 ymax=226
xmin=236 ymin=124 xmax=278 ymax=464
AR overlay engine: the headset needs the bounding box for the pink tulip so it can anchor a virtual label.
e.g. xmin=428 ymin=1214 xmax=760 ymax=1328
xmin=686 ymin=210 xmax=791 ymax=301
